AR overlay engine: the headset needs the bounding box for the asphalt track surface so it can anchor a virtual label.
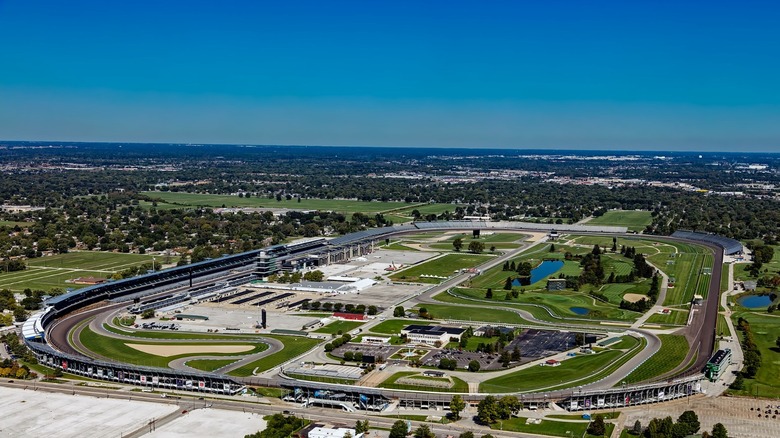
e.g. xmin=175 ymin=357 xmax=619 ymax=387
xmin=45 ymin=229 xmax=722 ymax=396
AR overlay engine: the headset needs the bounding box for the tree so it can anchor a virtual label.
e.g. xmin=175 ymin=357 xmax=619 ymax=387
xmin=587 ymin=414 xmax=606 ymax=436
xmin=677 ymin=410 xmax=700 ymax=435
xmin=485 ymin=288 xmax=493 ymax=299
xmin=468 ymin=359 xmax=481 ymax=372
xmin=394 ymin=306 xmax=405 ymax=317
xmin=367 ymin=305 xmax=378 ymax=315
xmin=458 ymin=433 xmax=474 ymax=438
xmin=453 ymin=237 xmax=463 ymax=252
xmin=450 ymin=394 xmax=465 ymax=420
xmin=511 ymin=346 xmax=521 ymax=361
xmin=632 ymin=420 xmax=642 ymax=435
xmin=477 ymin=395 xmax=499 ymax=424
xmin=574 ymin=333 xmax=585 ymax=346
xmin=389 ymin=420 xmax=408 ymax=438
xmin=711 ymin=423 xmax=728 ymax=438
xmin=503 ymin=276 xmax=513 ymax=290
xmin=413 ymin=425 xmax=434 ymax=438
xmin=468 ymin=240 xmax=484 ymax=254
xmin=355 ymin=420 xmax=370 ymax=434
xmin=141 ymin=309 xmax=155 ymax=319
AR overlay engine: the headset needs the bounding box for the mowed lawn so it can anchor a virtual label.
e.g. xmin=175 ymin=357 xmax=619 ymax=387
xmin=228 ymin=335 xmax=321 ymax=376
xmin=728 ymin=312 xmax=780 ymax=398
xmin=480 ymin=350 xmax=624 ymax=393
xmin=389 ymin=253 xmax=494 ymax=283
xmin=79 ymin=326 xmax=267 ymax=368
xmin=0 ymin=252 xmax=164 ymax=292
xmin=141 ymin=191 xmax=407 ymax=213
xmin=313 ymin=320 xmax=364 ymax=334
xmin=623 ymin=334 xmax=689 ymax=383
xmin=587 ymin=210 xmax=652 ymax=232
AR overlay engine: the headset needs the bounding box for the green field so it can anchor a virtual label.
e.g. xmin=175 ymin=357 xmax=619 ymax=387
xmin=79 ymin=326 xmax=267 ymax=368
xmin=728 ymin=311 xmax=780 ymax=398
xmin=0 ymin=220 xmax=33 ymax=227
xmin=142 ymin=191 xmax=407 ymax=213
xmin=389 ymin=253 xmax=494 ymax=283
xmin=185 ymin=359 xmax=237 ymax=372
xmin=494 ymin=416 xmax=614 ymax=438
xmin=440 ymin=287 xmax=638 ymax=322
xmin=480 ymin=350 xmax=626 ymax=393
xmin=313 ymin=320 xmax=364 ymax=334
xmin=646 ymin=241 xmax=712 ymax=306
xmin=623 ymin=334 xmax=689 ymax=383
xmin=412 ymin=303 xmax=530 ymax=324
xmin=379 ymin=371 xmax=469 ymax=393
xmin=587 ymin=210 xmax=652 ymax=232
xmin=228 ymin=335 xmax=321 ymax=377
xmin=645 ymin=310 xmax=689 ymax=326
xmin=0 ymin=252 xmax=168 ymax=292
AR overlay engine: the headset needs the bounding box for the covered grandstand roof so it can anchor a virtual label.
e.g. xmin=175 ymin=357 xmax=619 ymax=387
xmin=671 ymin=230 xmax=743 ymax=255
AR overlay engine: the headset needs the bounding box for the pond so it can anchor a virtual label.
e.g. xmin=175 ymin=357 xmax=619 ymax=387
xmin=513 ymin=260 xmax=565 ymax=286
xmin=738 ymin=294 xmax=773 ymax=308
xmin=570 ymin=307 xmax=590 ymax=315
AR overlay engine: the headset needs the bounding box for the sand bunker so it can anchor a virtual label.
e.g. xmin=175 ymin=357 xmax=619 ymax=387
xmin=125 ymin=344 xmax=253 ymax=357
xmin=622 ymin=293 xmax=647 ymax=303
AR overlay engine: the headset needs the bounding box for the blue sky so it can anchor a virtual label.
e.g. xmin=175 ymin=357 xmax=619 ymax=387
xmin=1 ymin=0 xmax=778 ymax=151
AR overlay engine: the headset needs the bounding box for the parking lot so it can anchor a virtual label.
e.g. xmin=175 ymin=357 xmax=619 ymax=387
xmin=508 ymin=328 xmax=577 ymax=359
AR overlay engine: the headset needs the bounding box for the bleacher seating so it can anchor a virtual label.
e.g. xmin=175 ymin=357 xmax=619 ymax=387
xmin=671 ymin=230 xmax=743 ymax=255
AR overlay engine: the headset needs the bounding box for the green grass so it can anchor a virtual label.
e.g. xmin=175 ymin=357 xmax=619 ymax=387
xmin=228 ymin=335 xmax=321 ymax=377
xmin=389 ymin=253 xmax=494 ymax=283
xmin=644 ymin=310 xmax=689 ymax=326
xmin=0 ymin=220 xmax=33 ymax=227
xmin=79 ymin=326 xmax=267 ymax=368
xmin=185 ymin=359 xmax=237 ymax=372
xmin=142 ymin=191 xmax=408 ymax=213
xmin=493 ymin=416 xmax=614 ymax=437
xmin=383 ymin=242 xmax=419 ymax=251
xmin=440 ymin=288 xmax=638 ymax=322
xmin=103 ymin=324 xmax=269 ymax=340
xmin=728 ymin=311 xmax=780 ymax=398
xmin=313 ymin=320 xmax=364 ymax=334
xmin=0 ymin=251 xmax=170 ymax=292
xmin=716 ymin=313 xmax=730 ymax=338
xmin=646 ymin=241 xmax=711 ymax=306
xmin=378 ymin=371 xmax=469 ymax=393
xmin=413 ymin=303 xmax=530 ymax=324
xmin=608 ymin=336 xmax=640 ymax=350
xmin=623 ymin=334 xmax=689 ymax=383
xmin=480 ymin=350 xmax=625 ymax=393
xmin=587 ymin=210 xmax=652 ymax=232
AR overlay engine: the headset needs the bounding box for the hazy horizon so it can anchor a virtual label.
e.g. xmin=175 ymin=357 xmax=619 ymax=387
xmin=1 ymin=1 xmax=779 ymax=152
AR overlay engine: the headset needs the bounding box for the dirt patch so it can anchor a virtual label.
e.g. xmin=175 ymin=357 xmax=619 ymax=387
xmin=125 ymin=343 xmax=254 ymax=357
xmin=622 ymin=293 xmax=647 ymax=303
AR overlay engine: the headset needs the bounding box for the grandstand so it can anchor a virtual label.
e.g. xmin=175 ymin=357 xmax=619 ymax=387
xmin=672 ymin=230 xmax=743 ymax=255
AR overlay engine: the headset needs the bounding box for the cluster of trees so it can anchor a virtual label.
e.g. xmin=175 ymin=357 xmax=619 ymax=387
xmin=625 ymin=410 xmax=726 ymax=438
xmin=2 ymin=259 xmax=26 ymax=272
xmin=323 ymin=333 xmax=352 ymax=352
xmin=747 ymin=243 xmax=775 ymax=277
xmin=0 ymin=289 xmax=31 ymax=323
xmin=619 ymin=274 xmax=659 ymax=312
xmin=737 ymin=317 xmax=762 ymax=379
xmin=476 ymin=395 xmax=521 ymax=424
xmin=452 ymin=238 xmax=485 ymax=254
xmin=244 ymin=413 xmax=306 ymax=438
xmin=2 ymin=333 xmax=37 ymax=363
xmin=303 ymin=301 xmax=378 ymax=315
xmin=0 ymin=359 xmax=36 ymax=379
xmin=437 ymin=358 xmax=458 ymax=370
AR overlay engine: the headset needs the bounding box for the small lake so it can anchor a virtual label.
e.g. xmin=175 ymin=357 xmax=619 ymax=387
xmin=738 ymin=295 xmax=773 ymax=308
xmin=513 ymin=260 xmax=565 ymax=286
xmin=570 ymin=307 xmax=590 ymax=315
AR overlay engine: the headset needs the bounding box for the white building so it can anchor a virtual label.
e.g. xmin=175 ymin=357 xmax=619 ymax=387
xmin=401 ymin=325 xmax=465 ymax=346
